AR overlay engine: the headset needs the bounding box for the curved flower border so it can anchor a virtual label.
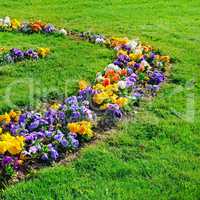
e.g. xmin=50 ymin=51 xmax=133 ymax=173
xmin=0 ymin=16 xmax=171 ymax=183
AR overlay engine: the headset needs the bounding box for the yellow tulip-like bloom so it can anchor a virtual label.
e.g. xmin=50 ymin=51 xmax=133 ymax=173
xmin=68 ymin=121 xmax=93 ymax=138
xmin=79 ymin=80 xmax=89 ymax=90
xmin=116 ymin=97 xmax=128 ymax=108
xmin=11 ymin=19 xmax=21 ymax=29
xmin=38 ymin=48 xmax=50 ymax=57
xmin=0 ymin=132 xmax=25 ymax=155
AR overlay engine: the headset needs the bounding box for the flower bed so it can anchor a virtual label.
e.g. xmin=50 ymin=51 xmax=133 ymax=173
xmin=0 ymin=16 xmax=171 ymax=183
xmin=0 ymin=47 xmax=50 ymax=65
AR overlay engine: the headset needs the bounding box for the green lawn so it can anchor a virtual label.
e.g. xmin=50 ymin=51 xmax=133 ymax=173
xmin=1 ymin=0 xmax=200 ymax=199
xmin=0 ymin=32 xmax=113 ymax=112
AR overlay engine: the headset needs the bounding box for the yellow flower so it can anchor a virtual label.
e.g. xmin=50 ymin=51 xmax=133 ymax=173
xmin=129 ymin=53 xmax=142 ymax=61
xmin=160 ymin=56 xmax=170 ymax=63
xmin=0 ymin=127 xmax=2 ymax=134
xmin=106 ymin=83 xmax=118 ymax=92
xmin=117 ymin=49 xmax=127 ymax=56
xmin=93 ymin=83 xmax=104 ymax=91
xmin=0 ymin=132 xmax=25 ymax=155
xmin=9 ymin=110 xmax=17 ymax=119
xmin=0 ymin=141 xmax=7 ymax=154
xmin=0 ymin=132 xmax=13 ymax=141
xmin=111 ymin=37 xmax=129 ymax=47
xmin=104 ymin=89 xmax=113 ymax=97
xmin=68 ymin=122 xmax=80 ymax=133
xmin=5 ymin=113 xmax=11 ymax=123
xmin=116 ymin=97 xmax=128 ymax=107
xmin=9 ymin=110 xmax=21 ymax=122
xmin=110 ymin=94 xmax=118 ymax=103
xmin=7 ymin=141 xmax=22 ymax=155
xmin=100 ymin=103 xmax=109 ymax=110
xmin=16 ymin=136 xmax=25 ymax=147
xmin=79 ymin=80 xmax=89 ymax=90
xmin=51 ymin=103 xmax=60 ymax=110
xmin=93 ymin=92 xmax=108 ymax=105
xmin=38 ymin=48 xmax=50 ymax=57
xmin=68 ymin=121 xmax=93 ymax=137
xmin=0 ymin=113 xmax=11 ymax=124
xmin=11 ymin=19 xmax=21 ymax=29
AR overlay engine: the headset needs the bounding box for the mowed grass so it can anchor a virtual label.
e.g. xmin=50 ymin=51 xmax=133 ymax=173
xmin=1 ymin=0 xmax=200 ymax=199
xmin=0 ymin=32 xmax=113 ymax=112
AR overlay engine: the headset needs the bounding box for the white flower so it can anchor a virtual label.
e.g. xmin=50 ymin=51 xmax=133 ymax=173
xmin=95 ymin=38 xmax=105 ymax=44
xmin=3 ymin=16 xmax=11 ymax=27
xmin=134 ymin=47 xmax=143 ymax=54
xmin=114 ymin=46 xmax=120 ymax=51
xmin=118 ymin=80 xmax=126 ymax=89
xmin=128 ymin=39 xmax=139 ymax=50
xmin=96 ymin=72 xmax=104 ymax=82
xmin=59 ymin=28 xmax=67 ymax=35
xmin=141 ymin=60 xmax=150 ymax=67
xmin=106 ymin=63 xmax=120 ymax=72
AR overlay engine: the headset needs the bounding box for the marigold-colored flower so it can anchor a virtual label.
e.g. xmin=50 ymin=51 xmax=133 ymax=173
xmin=116 ymin=97 xmax=128 ymax=107
xmin=11 ymin=19 xmax=21 ymax=29
xmin=67 ymin=121 xmax=93 ymax=138
xmin=160 ymin=56 xmax=170 ymax=63
xmin=79 ymin=80 xmax=88 ymax=90
xmin=31 ymin=21 xmax=45 ymax=32
xmin=0 ymin=132 xmax=25 ymax=155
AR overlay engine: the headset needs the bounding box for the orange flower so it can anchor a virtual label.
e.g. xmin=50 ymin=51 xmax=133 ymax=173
xmin=127 ymin=61 xmax=135 ymax=67
xmin=67 ymin=123 xmax=80 ymax=133
xmin=31 ymin=21 xmax=45 ymax=32
xmin=160 ymin=56 xmax=170 ymax=63
xmin=113 ymin=74 xmax=120 ymax=82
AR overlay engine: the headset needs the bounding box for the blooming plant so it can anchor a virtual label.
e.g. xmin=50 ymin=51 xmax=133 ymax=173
xmin=0 ymin=47 xmax=50 ymax=65
xmin=0 ymin=16 xmax=171 ymax=183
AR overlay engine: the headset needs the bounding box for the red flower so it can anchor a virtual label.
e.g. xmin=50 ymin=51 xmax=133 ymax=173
xmin=121 ymin=69 xmax=127 ymax=76
xmin=103 ymin=78 xmax=110 ymax=87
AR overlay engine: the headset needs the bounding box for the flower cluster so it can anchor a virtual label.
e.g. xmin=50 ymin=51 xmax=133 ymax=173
xmin=0 ymin=95 xmax=95 ymax=179
xmin=0 ymin=17 xmax=171 ymax=182
xmin=0 ymin=16 xmax=66 ymax=36
xmin=0 ymin=47 xmax=50 ymax=65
